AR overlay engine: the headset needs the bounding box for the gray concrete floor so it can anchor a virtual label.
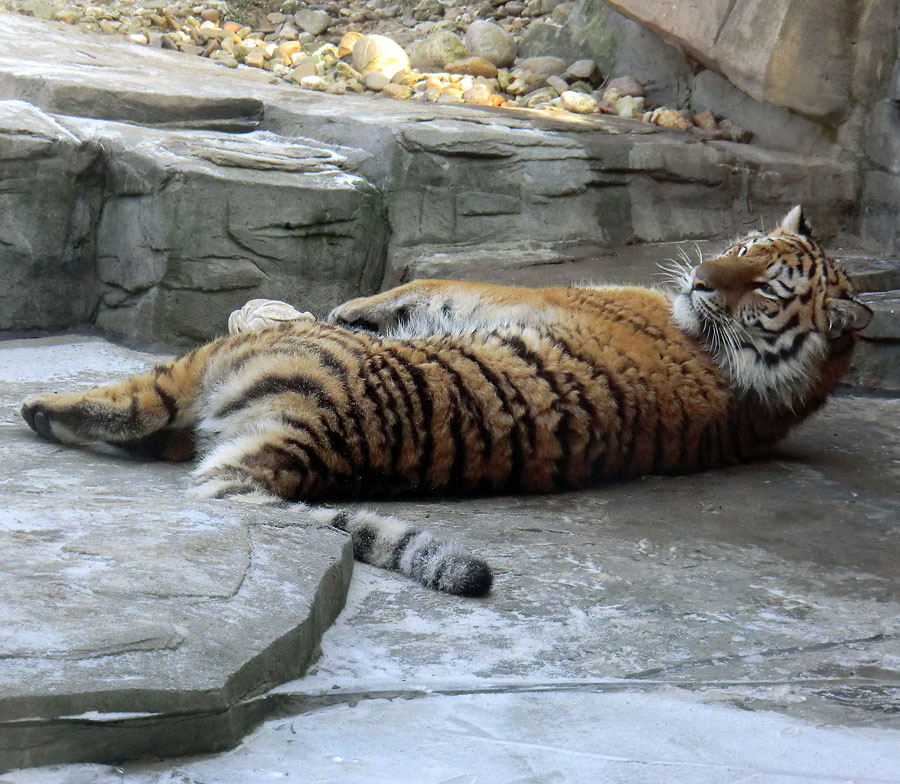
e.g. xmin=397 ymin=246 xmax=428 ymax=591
xmin=2 ymin=336 xmax=899 ymax=783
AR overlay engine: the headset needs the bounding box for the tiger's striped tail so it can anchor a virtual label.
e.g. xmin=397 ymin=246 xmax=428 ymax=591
xmin=311 ymin=509 xmax=493 ymax=597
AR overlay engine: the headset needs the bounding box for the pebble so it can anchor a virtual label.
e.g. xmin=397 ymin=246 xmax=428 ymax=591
xmin=338 ymin=31 xmax=363 ymax=57
xmin=545 ymin=74 xmax=568 ymax=95
xmin=463 ymin=82 xmax=493 ymax=105
xmin=408 ymin=29 xmax=468 ymax=71
xmin=300 ymin=74 xmax=330 ymax=91
xmin=524 ymin=86 xmax=556 ymax=108
xmin=364 ymin=70 xmax=391 ymax=90
xmin=445 ymin=56 xmax=498 ymax=78
xmin=693 ymin=110 xmax=718 ymax=131
xmin=382 ymin=82 xmax=412 ymax=99
xmin=720 ymin=118 xmax=752 ymax=143
xmin=352 ymin=33 xmax=409 ymax=77
xmin=606 ymin=75 xmax=645 ymax=98
xmin=565 ymin=59 xmax=596 ymax=81
xmin=515 ymin=55 xmax=566 ymax=79
xmin=464 ymin=19 xmax=517 ymax=67
xmin=295 ymin=9 xmax=332 ymax=36
xmin=560 ymin=90 xmax=597 ymax=114
xmin=648 ymin=107 xmax=692 ymax=131
xmin=614 ymin=95 xmax=644 ymax=118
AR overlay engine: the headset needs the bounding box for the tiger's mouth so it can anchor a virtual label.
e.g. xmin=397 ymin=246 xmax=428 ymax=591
xmin=671 ymin=272 xmax=711 ymax=339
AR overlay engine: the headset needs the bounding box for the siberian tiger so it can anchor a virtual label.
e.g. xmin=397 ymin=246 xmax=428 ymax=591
xmin=20 ymin=206 xmax=871 ymax=596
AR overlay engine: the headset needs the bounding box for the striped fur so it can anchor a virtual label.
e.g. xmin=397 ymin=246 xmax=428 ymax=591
xmin=20 ymin=206 xmax=870 ymax=596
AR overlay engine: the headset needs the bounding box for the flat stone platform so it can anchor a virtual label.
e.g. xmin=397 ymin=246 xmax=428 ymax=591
xmin=1 ymin=335 xmax=898 ymax=781
xmin=0 ymin=337 xmax=352 ymax=772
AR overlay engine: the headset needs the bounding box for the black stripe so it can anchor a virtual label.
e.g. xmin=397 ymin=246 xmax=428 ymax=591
xmin=383 ymin=347 xmax=434 ymax=491
xmin=284 ymin=412 xmax=353 ymax=466
xmin=350 ymin=523 xmax=377 ymax=561
xmin=455 ymin=344 xmax=523 ymax=490
xmin=422 ymin=347 xmax=494 ymax=489
xmin=392 ymin=529 xmax=418 ymax=571
xmin=500 ymin=335 xmax=574 ymax=489
xmin=155 ymin=384 xmax=179 ymax=425
xmin=380 ymin=351 xmax=419 ymax=469
xmin=216 ymin=374 xmax=335 ymax=418
xmin=287 ymin=337 xmax=373 ymax=470
xmin=282 ymin=437 xmax=332 ymax=495
xmin=761 ymin=331 xmax=808 ymax=367
xmin=545 ymin=332 xmax=616 ymax=485
xmin=360 ymin=362 xmax=396 ymax=469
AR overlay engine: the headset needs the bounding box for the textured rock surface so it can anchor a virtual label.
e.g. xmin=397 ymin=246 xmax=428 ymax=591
xmin=605 ymin=0 xmax=858 ymax=122
xmin=0 ymin=101 xmax=102 ymax=332
xmin=0 ymin=336 xmax=353 ymax=772
xmin=517 ymin=0 xmax=694 ymax=107
xmin=689 ymin=70 xmax=837 ymax=156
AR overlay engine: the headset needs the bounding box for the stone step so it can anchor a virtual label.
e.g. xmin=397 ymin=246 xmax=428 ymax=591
xmin=0 ymin=336 xmax=353 ymax=773
xmin=835 ymin=253 xmax=900 ymax=293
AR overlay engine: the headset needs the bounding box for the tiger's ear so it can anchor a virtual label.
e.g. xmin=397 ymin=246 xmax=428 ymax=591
xmin=779 ymin=204 xmax=814 ymax=238
xmin=826 ymin=297 xmax=872 ymax=337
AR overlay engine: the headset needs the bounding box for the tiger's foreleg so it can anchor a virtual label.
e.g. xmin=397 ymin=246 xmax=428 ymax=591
xmin=21 ymin=344 xmax=213 ymax=447
xmin=327 ymin=279 xmax=554 ymax=335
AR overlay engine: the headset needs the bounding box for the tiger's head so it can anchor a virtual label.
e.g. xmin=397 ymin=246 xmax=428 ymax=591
xmin=671 ymin=205 xmax=872 ymax=407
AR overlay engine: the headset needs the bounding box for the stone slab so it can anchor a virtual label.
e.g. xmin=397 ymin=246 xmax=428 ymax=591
xmin=5 ymin=389 xmax=898 ymax=781
xmin=0 ymin=336 xmax=353 ymax=772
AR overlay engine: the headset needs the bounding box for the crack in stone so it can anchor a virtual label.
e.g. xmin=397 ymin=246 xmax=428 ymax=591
xmin=622 ymin=633 xmax=897 ymax=679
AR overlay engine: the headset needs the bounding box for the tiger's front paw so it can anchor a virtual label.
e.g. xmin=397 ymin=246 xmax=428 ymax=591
xmin=328 ymin=298 xmax=411 ymax=334
xmin=228 ymin=299 xmax=315 ymax=335
xmin=21 ymin=394 xmax=62 ymax=442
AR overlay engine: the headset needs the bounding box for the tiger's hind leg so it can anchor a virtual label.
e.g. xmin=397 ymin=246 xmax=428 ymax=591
xmin=192 ymin=420 xmax=339 ymax=503
xmin=193 ymin=424 xmax=493 ymax=597
xmin=21 ymin=345 xmax=213 ymax=447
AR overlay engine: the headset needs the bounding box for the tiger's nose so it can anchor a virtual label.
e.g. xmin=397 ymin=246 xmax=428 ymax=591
xmin=691 ymin=267 xmax=712 ymax=292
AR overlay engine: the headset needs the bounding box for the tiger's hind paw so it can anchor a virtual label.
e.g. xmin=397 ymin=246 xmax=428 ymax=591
xmin=21 ymin=393 xmax=84 ymax=444
xmin=192 ymin=469 xmax=282 ymax=505
xmin=21 ymin=398 xmax=56 ymax=441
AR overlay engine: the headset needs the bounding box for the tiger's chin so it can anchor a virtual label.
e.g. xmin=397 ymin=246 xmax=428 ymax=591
xmin=671 ymin=292 xmax=827 ymax=410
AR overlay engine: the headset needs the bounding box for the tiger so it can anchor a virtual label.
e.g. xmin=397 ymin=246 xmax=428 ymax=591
xmin=20 ymin=205 xmax=871 ymax=597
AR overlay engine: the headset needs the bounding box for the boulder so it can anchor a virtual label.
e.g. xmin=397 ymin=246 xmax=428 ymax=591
xmin=294 ymin=9 xmax=331 ymax=36
xmin=464 ymin=20 xmax=518 ymax=68
xmin=605 ymin=0 xmax=857 ymax=123
xmin=408 ymin=30 xmax=469 ymax=72
xmin=352 ymin=33 xmax=410 ymax=78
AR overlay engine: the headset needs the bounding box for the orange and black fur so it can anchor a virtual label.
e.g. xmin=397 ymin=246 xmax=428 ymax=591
xmin=21 ymin=206 xmax=871 ymax=596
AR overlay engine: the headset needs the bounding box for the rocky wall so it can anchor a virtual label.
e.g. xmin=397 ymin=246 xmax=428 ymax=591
xmin=0 ymin=101 xmax=103 ymax=333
